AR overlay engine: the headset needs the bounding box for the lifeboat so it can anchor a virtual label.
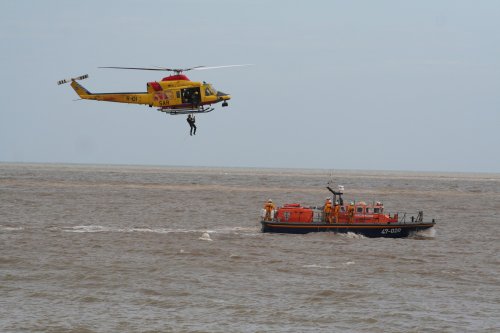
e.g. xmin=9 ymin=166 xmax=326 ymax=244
xmin=260 ymin=185 xmax=436 ymax=238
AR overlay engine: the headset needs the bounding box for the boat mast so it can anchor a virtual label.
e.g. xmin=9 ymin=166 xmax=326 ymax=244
xmin=326 ymin=185 xmax=344 ymax=206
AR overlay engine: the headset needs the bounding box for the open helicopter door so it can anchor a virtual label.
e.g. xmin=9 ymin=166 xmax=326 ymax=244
xmin=180 ymin=87 xmax=201 ymax=105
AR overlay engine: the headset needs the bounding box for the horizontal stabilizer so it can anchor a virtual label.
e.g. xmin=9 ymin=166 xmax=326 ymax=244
xmin=57 ymin=74 xmax=89 ymax=85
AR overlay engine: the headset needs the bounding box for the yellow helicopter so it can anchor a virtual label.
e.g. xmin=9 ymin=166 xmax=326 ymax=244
xmin=58 ymin=65 xmax=249 ymax=115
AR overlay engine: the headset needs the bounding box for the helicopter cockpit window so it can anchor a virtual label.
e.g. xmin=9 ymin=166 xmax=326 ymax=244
xmin=204 ymin=85 xmax=216 ymax=96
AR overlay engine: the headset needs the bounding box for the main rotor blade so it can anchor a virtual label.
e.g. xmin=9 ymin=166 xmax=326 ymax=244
xmin=192 ymin=64 xmax=254 ymax=71
xmin=99 ymin=66 xmax=205 ymax=73
xmin=99 ymin=64 xmax=253 ymax=73
xmin=99 ymin=66 xmax=167 ymax=71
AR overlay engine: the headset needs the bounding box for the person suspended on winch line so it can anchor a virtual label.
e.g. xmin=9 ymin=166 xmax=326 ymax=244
xmin=187 ymin=114 xmax=197 ymax=136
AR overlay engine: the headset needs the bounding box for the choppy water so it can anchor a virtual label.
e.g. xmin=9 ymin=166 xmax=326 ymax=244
xmin=1 ymin=163 xmax=499 ymax=332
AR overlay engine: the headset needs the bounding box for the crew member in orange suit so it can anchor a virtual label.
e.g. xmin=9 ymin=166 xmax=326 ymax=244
xmin=347 ymin=202 xmax=355 ymax=223
xmin=264 ymin=199 xmax=276 ymax=221
xmin=333 ymin=201 xmax=340 ymax=223
xmin=324 ymin=198 xmax=333 ymax=223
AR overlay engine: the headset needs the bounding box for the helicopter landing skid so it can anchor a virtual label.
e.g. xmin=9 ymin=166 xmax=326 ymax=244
xmin=158 ymin=106 xmax=214 ymax=115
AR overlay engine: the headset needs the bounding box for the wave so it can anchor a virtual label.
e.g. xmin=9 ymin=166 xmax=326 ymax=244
xmin=303 ymin=261 xmax=355 ymax=270
xmin=0 ymin=225 xmax=24 ymax=231
xmin=62 ymin=225 xmax=204 ymax=234
xmin=207 ymin=226 xmax=261 ymax=234
xmin=409 ymin=227 xmax=436 ymax=239
xmin=63 ymin=225 xmax=109 ymax=233
xmin=340 ymin=232 xmax=366 ymax=239
xmin=60 ymin=225 xmax=259 ymax=235
xmin=198 ymin=232 xmax=213 ymax=241
xmin=302 ymin=264 xmax=336 ymax=269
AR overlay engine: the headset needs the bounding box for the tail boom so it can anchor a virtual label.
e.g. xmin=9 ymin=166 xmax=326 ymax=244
xmin=67 ymin=78 xmax=151 ymax=105
xmin=72 ymin=84 xmax=151 ymax=105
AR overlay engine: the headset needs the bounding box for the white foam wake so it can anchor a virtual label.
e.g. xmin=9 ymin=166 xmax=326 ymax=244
xmin=341 ymin=232 xmax=366 ymax=239
xmin=0 ymin=225 xmax=24 ymax=231
xmin=410 ymin=227 xmax=436 ymax=239
xmin=198 ymin=232 xmax=213 ymax=241
xmin=61 ymin=225 xmax=254 ymax=235
xmin=303 ymin=261 xmax=355 ymax=270
xmin=302 ymin=264 xmax=336 ymax=269
xmin=62 ymin=225 xmax=203 ymax=234
xmin=63 ymin=225 xmax=108 ymax=233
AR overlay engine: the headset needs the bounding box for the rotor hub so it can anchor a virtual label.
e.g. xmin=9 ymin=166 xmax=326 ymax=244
xmin=161 ymin=74 xmax=190 ymax=82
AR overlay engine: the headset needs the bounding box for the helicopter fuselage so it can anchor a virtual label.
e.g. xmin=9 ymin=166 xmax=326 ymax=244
xmin=69 ymin=74 xmax=230 ymax=113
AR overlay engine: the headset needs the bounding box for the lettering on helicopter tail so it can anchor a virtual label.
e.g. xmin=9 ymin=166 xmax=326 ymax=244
xmin=125 ymin=95 xmax=139 ymax=102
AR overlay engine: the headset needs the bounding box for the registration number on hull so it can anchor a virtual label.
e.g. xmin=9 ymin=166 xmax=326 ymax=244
xmin=381 ymin=228 xmax=402 ymax=234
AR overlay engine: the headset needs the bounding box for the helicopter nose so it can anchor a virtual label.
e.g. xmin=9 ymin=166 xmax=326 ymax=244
xmin=217 ymin=91 xmax=231 ymax=100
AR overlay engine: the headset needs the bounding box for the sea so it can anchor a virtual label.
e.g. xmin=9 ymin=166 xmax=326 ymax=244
xmin=1 ymin=163 xmax=499 ymax=333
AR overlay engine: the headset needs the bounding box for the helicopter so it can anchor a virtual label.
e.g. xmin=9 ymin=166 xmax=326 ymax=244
xmin=57 ymin=65 xmax=249 ymax=115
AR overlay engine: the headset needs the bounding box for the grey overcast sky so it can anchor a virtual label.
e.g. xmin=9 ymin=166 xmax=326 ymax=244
xmin=1 ymin=0 xmax=499 ymax=172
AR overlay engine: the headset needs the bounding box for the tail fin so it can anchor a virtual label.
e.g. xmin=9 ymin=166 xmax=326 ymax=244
xmin=57 ymin=74 xmax=92 ymax=97
xmin=70 ymin=80 xmax=92 ymax=97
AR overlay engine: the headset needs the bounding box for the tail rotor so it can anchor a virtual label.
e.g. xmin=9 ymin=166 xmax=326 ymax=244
xmin=57 ymin=74 xmax=88 ymax=85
